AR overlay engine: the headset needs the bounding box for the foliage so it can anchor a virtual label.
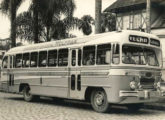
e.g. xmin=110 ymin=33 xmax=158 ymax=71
xmin=0 ymin=0 xmax=23 ymax=15
xmin=16 ymin=0 xmax=79 ymax=42
xmin=101 ymin=12 xmax=116 ymax=32
xmin=16 ymin=12 xmax=81 ymax=42
xmin=0 ymin=0 xmax=24 ymax=47
xmin=79 ymin=15 xmax=95 ymax=35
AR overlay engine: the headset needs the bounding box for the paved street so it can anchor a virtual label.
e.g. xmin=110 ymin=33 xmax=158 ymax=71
xmin=0 ymin=92 xmax=165 ymax=120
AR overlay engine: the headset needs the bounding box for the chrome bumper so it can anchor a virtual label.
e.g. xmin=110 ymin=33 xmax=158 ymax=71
xmin=119 ymin=90 xmax=162 ymax=99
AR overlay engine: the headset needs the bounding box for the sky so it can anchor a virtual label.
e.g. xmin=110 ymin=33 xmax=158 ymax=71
xmin=0 ymin=0 xmax=116 ymax=39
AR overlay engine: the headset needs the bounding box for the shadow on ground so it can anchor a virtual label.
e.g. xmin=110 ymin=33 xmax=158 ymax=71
xmin=5 ymin=95 xmax=156 ymax=115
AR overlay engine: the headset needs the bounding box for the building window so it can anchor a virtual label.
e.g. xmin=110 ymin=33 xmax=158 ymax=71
xmin=123 ymin=16 xmax=129 ymax=30
xmin=133 ymin=14 xmax=141 ymax=29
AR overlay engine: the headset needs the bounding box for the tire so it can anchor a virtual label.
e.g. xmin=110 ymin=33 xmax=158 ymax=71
xmin=127 ymin=103 xmax=143 ymax=112
xmin=91 ymin=89 xmax=110 ymax=113
xmin=23 ymin=86 xmax=35 ymax=102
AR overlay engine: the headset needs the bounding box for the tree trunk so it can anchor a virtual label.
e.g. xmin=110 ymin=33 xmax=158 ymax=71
xmin=146 ymin=0 xmax=151 ymax=33
xmin=10 ymin=0 xmax=16 ymax=48
xmin=95 ymin=0 xmax=102 ymax=34
xmin=46 ymin=26 xmax=50 ymax=42
xmin=33 ymin=0 xmax=39 ymax=43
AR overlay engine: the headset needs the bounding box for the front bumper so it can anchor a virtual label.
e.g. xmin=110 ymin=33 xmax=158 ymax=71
xmin=119 ymin=90 xmax=162 ymax=99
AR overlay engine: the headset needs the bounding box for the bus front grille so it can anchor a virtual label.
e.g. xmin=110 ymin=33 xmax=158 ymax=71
xmin=140 ymin=77 xmax=155 ymax=89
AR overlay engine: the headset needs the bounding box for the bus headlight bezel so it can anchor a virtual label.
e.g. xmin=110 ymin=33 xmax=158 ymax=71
xmin=130 ymin=81 xmax=137 ymax=90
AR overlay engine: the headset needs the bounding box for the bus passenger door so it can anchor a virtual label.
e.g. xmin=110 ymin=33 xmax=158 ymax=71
xmin=69 ymin=48 xmax=82 ymax=99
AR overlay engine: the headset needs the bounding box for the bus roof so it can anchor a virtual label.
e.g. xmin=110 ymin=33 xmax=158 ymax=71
xmin=6 ymin=30 xmax=160 ymax=55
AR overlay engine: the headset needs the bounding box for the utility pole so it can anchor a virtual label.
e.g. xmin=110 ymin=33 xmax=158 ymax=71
xmin=95 ymin=0 xmax=102 ymax=34
xmin=146 ymin=0 xmax=151 ymax=33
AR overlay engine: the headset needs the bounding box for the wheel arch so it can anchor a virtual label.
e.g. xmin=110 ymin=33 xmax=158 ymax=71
xmin=19 ymin=83 xmax=30 ymax=92
xmin=84 ymin=86 xmax=105 ymax=102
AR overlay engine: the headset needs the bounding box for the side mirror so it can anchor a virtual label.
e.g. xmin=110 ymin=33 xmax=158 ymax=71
xmin=105 ymin=51 xmax=111 ymax=64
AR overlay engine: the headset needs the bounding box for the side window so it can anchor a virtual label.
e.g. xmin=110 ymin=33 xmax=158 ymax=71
xmin=97 ymin=44 xmax=111 ymax=65
xmin=10 ymin=56 xmax=12 ymax=68
xmin=39 ymin=51 xmax=47 ymax=67
xmin=13 ymin=56 xmax=16 ymax=68
xmin=71 ymin=75 xmax=75 ymax=90
xmin=15 ymin=54 xmax=22 ymax=68
xmin=2 ymin=56 xmax=8 ymax=68
xmin=30 ymin=52 xmax=38 ymax=67
xmin=48 ymin=50 xmax=57 ymax=67
xmin=23 ymin=53 xmax=30 ymax=68
xmin=78 ymin=49 xmax=82 ymax=66
xmin=72 ymin=50 xmax=76 ymax=66
xmin=112 ymin=44 xmax=120 ymax=64
xmin=58 ymin=49 xmax=68 ymax=67
xmin=83 ymin=46 xmax=95 ymax=66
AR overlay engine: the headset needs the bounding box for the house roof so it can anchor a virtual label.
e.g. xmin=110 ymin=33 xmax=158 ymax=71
xmin=104 ymin=0 xmax=165 ymax=13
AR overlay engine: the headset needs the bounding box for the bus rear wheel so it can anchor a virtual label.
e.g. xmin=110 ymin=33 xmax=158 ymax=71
xmin=91 ymin=89 xmax=110 ymax=113
xmin=23 ymin=86 xmax=34 ymax=102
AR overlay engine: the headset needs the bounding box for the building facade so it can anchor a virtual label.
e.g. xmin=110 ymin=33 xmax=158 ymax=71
xmin=104 ymin=0 xmax=165 ymax=68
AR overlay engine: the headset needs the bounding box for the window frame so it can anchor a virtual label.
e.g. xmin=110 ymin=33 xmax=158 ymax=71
xmin=82 ymin=45 xmax=96 ymax=66
xmin=22 ymin=52 xmax=30 ymax=68
xmin=39 ymin=50 xmax=48 ymax=67
xmin=48 ymin=49 xmax=58 ymax=67
xmin=96 ymin=43 xmax=111 ymax=65
xmin=30 ymin=52 xmax=39 ymax=68
xmin=58 ymin=48 xmax=69 ymax=67
xmin=15 ymin=54 xmax=23 ymax=68
xmin=2 ymin=56 xmax=8 ymax=69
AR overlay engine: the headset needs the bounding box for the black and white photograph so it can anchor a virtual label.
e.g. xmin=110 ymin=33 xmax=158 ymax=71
xmin=0 ymin=0 xmax=165 ymax=120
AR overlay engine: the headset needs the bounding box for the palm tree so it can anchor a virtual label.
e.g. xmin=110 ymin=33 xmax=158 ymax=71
xmin=79 ymin=15 xmax=94 ymax=35
xmin=42 ymin=0 xmax=76 ymax=41
xmin=32 ymin=0 xmax=39 ymax=43
xmin=0 ymin=0 xmax=24 ymax=47
xmin=95 ymin=0 xmax=102 ymax=34
xmin=101 ymin=12 xmax=116 ymax=32
xmin=16 ymin=0 xmax=77 ymax=42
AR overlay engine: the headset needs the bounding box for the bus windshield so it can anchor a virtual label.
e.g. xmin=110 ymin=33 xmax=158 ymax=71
xmin=122 ymin=45 xmax=159 ymax=66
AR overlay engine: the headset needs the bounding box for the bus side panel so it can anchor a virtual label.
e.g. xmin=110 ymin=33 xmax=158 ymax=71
xmin=1 ymin=69 xmax=8 ymax=91
xmin=12 ymin=68 xmax=69 ymax=98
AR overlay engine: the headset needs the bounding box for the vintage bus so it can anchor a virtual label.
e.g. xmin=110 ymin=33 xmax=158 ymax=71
xmin=0 ymin=30 xmax=164 ymax=113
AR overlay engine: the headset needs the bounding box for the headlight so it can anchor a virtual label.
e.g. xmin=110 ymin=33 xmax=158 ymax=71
xmin=130 ymin=81 xmax=137 ymax=90
xmin=157 ymin=82 xmax=161 ymax=89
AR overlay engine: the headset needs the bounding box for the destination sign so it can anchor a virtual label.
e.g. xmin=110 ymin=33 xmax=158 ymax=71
xmin=129 ymin=35 xmax=149 ymax=44
xmin=150 ymin=38 xmax=160 ymax=47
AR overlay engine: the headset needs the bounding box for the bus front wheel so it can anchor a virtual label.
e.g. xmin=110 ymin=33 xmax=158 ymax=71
xmin=23 ymin=86 xmax=34 ymax=102
xmin=91 ymin=89 xmax=110 ymax=113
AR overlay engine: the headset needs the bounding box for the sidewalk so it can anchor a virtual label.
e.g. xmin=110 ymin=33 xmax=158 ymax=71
xmin=144 ymin=97 xmax=165 ymax=110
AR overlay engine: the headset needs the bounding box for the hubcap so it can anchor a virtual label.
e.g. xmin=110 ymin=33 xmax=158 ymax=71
xmin=94 ymin=92 xmax=104 ymax=106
